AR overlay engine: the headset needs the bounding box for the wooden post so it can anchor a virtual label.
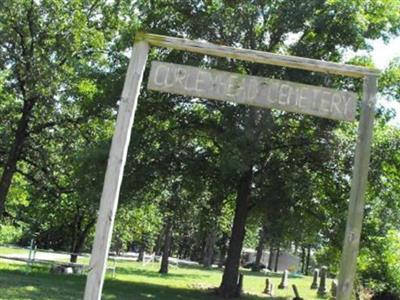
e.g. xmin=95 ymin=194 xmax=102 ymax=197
xmin=83 ymin=37 xmax=149 ymax=300
xmin=144 ymin=33 xmax=379 ymax=78
xmin=337 ymin=75 xmax=377 ymax=300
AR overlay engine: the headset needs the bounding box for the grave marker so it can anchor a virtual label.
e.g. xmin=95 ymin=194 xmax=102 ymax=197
xmin=292 ymin=284 xmax=304 ymax=300
xmin=318 ymin=266 xmax=328 ymax=296
xmin=263 ymin=278 xmax=274 ymax=295
xmin=263 ymin=278 xmax=270 ymax=294
xmin=235 ymin=273 xmax=244 ymax=297
xmin=331 ymin=279 xmax=338 ymax=298
xmin=278 ymin=270 xmax=289 ymax=289
xmin=311 ymin=268 xmax=319 ymax=289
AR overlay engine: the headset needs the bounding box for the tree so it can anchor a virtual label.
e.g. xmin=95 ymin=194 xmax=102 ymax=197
xmin=112 ymin=202 xmax=162 ymax=257
xmin=0 ymin=0 xmax=135 ymax=215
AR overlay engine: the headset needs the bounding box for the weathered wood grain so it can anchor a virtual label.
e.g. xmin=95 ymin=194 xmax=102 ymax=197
xmin=337 ymin=75 xmax=378 ymax=300
xmin=148 ymin=61 xmax=357 ymax=121
xmin=83 ymin=40 xmax=149 ymax=300
xmin=142 ymin=33 xmax=379 ymax=78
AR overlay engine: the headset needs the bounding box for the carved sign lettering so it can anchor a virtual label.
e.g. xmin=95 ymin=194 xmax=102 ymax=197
xmin=148 ymin=61 xmax=357 ymax=121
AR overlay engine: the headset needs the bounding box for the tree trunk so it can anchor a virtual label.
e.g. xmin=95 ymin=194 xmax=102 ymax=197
xmin=69 ymin=213 xmax=81 ymax=263
xmin=202 ymin=229 xmax=216 ymax=268
xmin=137 ymin=243 xmax=145 ymax=262
xmin=154 ymin=231 xmax=163 ymax=256
xmin=252 ymin=227 xmax=267 ymax=272
xmin=274 ymin=247 xmax=280 ymax=272
xmin=201 ymin=192 xmax=224 ymax=267
xmin=301 ymin=246 xmax=306 ymax=274
xmin=0 ymin=98 xmax=35 ymax=215
xmin=159 ymin=218 xmax=173 ymax=274
xmin=218 ymin=240 xmax=228 ymax=268
xmin=70 ymin=253 xmax=78 ymax=263
xmin=177 ymin=241 xmax=183 ymax=259
xmin=70 ymin=218 xmax=96 ymax=263
xmin=218 ymin=168 xmax=253 ymax=298
xmin=183 ymin=243 xmax=191 ymax=260
xmin=267 ymin=246 xmax=274 ymax=270
xmin=70 ymin=233 xmax=84 ymax=263
xmin=305 ymin=244 xmax=311 ymax=275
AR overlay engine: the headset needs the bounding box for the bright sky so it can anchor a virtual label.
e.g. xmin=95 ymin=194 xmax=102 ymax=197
xmin=289 ymin=33 xmax=400 ymax=125
xmin=368 ymin=36 xmax=400 ymax=125
xmin=370 ymin=37 xmax=400 ymax=69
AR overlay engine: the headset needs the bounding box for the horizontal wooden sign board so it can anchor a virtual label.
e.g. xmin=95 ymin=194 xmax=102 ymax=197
xmin=148 ymin=61 xmax=357 ymax=121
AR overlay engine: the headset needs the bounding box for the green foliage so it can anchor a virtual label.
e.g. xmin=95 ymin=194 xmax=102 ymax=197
xmin=112 ymin=203 xmax=162 ymax=254
xmin=359 ymin=230 xmax=400 ymax=297
xmin=380 ymin=57 xmax=400 ymax=100
xmin=0 ymin=0 xmax=142 ymax=255
xmin=315 ymin=246 xmax=342 ymax=274
xmin=0 ymin=222 xmax=24 ymax=244
xmin=243 ymin=222 xmax=259 ymax=249
xmin=6 ymin=173 xmax=30 ymax=210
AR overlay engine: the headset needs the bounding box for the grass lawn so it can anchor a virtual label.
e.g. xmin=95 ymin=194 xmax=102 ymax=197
xmin=0 ymin=245 xmax=31 ymax=255
xmin=0 ymin=254 xmax=331 ymax=300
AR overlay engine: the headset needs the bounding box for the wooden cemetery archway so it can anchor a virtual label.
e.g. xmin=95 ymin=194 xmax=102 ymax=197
xmin=83 ymin=32 xmax=380 ymax=300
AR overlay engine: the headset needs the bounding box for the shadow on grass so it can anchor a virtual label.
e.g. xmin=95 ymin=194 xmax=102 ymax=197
xmin=240 ymin=269 xmax=306 ymax=280
xmin=168 ymin=263 xmax=224 ymax=273
xmin=0 ymin=266 xmax=85 ymax=299
xmin=104 ymin=277 xmax=287 ymax=300
xmin=124 ymin=262 xmax=226 ymax=274
xmin=0 ymin=266 xmax=288 ymax=300
xmin=115 ymin=265 xmax=211 ymax=280
xmin=239 ymin=269 xmax=280 ymax=278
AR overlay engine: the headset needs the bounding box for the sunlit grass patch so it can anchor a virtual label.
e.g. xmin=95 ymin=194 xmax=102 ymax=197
xmin=0 ymin=259 xmax=331 ymax=299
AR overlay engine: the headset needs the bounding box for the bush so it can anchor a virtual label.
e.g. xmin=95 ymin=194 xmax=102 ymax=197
xmin=359 ymin=230 xmax=400 ymax=298
xmin=315 ymin=246 xmax=341 ymax=274
xmin=0 ymin=222 xmax=24 ymax=245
